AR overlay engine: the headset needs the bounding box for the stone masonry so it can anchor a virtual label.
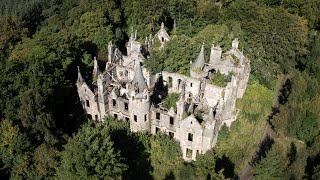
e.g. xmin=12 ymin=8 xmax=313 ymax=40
xmin=76 ymin=23 xmax=250 ymax=161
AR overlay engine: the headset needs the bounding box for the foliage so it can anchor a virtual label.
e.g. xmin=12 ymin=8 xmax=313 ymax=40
xmin=218 ymin=123 xmax=230 ymax=141
xmin=273 ymin=72 xmax=320 ymax=143
xmin=237 ymin=79 xmax=275 ymax=122
xmin=56 ymin=121 xmax=126 ymax=179
xmin=0 ymin=16 xmax=27 ymax=60
xmin=215 ymin=78 xmax=275 ymax=173
xmin=253 ymin=144 xmax=287 ymax=179
xmin=222 ymin=0 xmax=309 ymax=86
xmin=162 ymin=93 xmax=180 ymax=110
xmin=0 ymin=119 xmax=30 ymax=177
xmin=146 ymin=35 xmax=194 ymax=75
xmin=105 ymin=118 xmax=153 ymax=179
xmin=150 ymin=133 xmax=183 ymax=179
xmin=211 ymin=71 xmax=232 ymax=87
xmin=192 ymin=150 xmax=217 ymax=178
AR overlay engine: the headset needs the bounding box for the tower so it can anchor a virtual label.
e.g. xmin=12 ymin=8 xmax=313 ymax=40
xmin=209 ymin=45 xmax=222 ymax=65
xmin=93 ymin=57 xmax=101 ymax=79
xmin=76 ymin=66 xmax=84 ymax=88
xmin=128 ymin=59 xmax=150 ymax=132
xmin=190 ymin=42 xmax=207 ymax=78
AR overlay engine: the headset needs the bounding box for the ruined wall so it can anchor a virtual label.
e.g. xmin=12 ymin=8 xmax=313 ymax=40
xmin=176 ymin=116 xmax=203 ymax=161
xmin=77 ymin=83 xmax=100 ymax=121
xmin=203 ymin=84 xmax=224 ymax=108
xmin=150 ymin=107 xmax=177 ymax=135
xmin=162 ymin=72 xmax=201 ymax=99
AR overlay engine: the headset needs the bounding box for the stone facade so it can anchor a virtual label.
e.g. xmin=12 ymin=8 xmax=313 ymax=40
xmin=76 ymin=23 xmax=250 ymax=161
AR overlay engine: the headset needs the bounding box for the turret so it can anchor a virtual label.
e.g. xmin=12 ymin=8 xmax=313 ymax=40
xmin=128 ymin=59 xmax=150 ymax=132
xmin=93 ymin=57 xmax=100 ymax=78
xmin=190 ymin=42 xmax=207 ymax=78
xmin=77 ymin=66 xmax=84 ymax=85
xmin=126 ymin=30 xmax=142 ymax=55
xmin=131 ymin=59 xmax=148 ymax=93
xmin=191 ymin=42 xmax=205 ymax=71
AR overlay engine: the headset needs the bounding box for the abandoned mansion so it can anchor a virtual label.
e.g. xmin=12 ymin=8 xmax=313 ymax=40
xmin=76 ymin=23 xmax=250 ymax=161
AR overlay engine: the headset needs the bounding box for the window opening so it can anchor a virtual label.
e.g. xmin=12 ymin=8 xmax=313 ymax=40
xmin=188 ymin=133 xmax=193 ymax=142
xmin=156 ymin=112 xmax=160 ymax=120
xmin=170 ymin=117 xmax=174 ymax=125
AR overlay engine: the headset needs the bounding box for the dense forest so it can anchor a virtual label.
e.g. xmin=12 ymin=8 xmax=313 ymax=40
xmin=0 ymin=0 xmax=320 ymax=179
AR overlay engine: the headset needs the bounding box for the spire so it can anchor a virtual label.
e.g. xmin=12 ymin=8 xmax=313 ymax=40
xmin=192 ymin=42 xmax=205 ymax=70
xmin=132 ymin=59 xmax=147 ymax=93
xmin=161 ymin=22 xmax=165 ymax=29
xmin=77 ymin=66 xmax=84 ymax=83
xmin=93 ymin=57 xmax=101 ymax=77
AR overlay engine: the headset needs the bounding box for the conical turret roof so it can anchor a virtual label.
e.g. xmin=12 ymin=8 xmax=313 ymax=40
xmin=77 ymin=66 xmax=84 ymax=83
xmin=132 ymin=59 xmax=147 ymax=93
xmin=192 ymin=42 xmax=205 ymax=70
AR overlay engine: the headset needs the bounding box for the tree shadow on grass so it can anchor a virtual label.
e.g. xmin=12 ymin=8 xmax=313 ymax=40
xmin=250 ymin=135 xmax=274 ymax=166
xmin=215 ymin=155 xmax=238 ymax=179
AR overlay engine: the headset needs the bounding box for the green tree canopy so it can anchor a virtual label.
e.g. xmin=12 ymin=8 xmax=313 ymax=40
xmin=56 ymin=121 xmax=126 ymax=179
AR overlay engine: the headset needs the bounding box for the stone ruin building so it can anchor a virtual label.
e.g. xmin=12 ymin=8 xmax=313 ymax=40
xmin=76 ymin=23 xmax=250 ymax=161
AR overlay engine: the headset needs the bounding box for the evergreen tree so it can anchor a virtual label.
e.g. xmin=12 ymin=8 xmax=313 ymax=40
xmin=253 ymin=145 xmax=286 ymax=180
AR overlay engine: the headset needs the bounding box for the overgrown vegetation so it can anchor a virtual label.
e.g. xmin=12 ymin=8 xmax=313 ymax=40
xmin=211 ymin=71 xmax=232 ymax=87
xmin=0 ymin=0 xmax=320 ymax=179
xmin=162 ymin=93 xmax=180 ymax=110
xmin=215 ymin=78 xmax=276 ymax=173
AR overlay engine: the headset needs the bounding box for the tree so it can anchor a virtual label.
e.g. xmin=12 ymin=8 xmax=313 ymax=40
xmin=0 ymin=119 xmax=31 ymax=178
xmin=56 ymin=121 xmax=126 ymax=179
xmin=312 ymin=165 xmax=320 ymax=180
xmin=150 ymin=133 xmax=183 ymax=179
xmin=253 ymin=145 xmax=287 ymax=180
xmin=192 ymin=150 xmax=218 ymax=179
xmin=0 ymin=16 xmax=27 ymax=60
xmin=32 ymin=144 xmax=59 ymax=178
xmin=223 ymin=0 xmax=308 ymax=86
